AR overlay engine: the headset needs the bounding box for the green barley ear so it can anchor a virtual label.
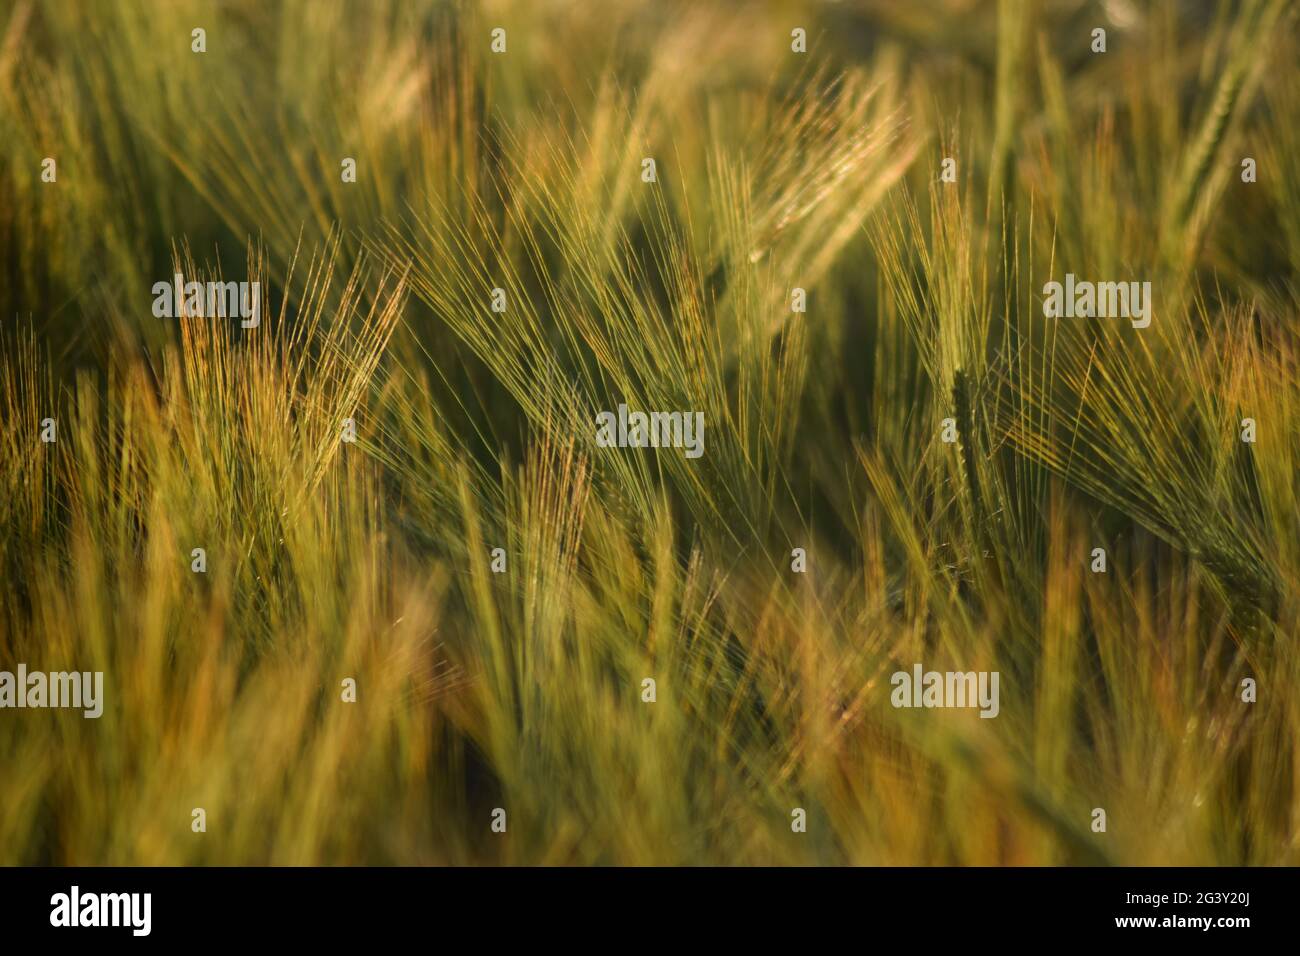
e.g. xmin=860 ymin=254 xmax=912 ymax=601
xmin=1162 ymin=0 xmax=1289 ymax=270
xmin=988 ymin=0 xmax=1030 ymax=231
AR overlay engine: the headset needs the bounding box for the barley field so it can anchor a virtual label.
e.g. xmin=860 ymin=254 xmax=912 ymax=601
xmin=1 ymin=0 xmax=1297 ymax=866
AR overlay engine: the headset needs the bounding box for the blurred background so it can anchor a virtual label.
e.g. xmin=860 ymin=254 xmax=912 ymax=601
xmin=0 ymin=0 xmax=1297 ymax=865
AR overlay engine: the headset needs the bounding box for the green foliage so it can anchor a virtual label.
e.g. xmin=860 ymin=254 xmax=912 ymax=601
xmin=1 ymin=0 xmax=1297 ymax=865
